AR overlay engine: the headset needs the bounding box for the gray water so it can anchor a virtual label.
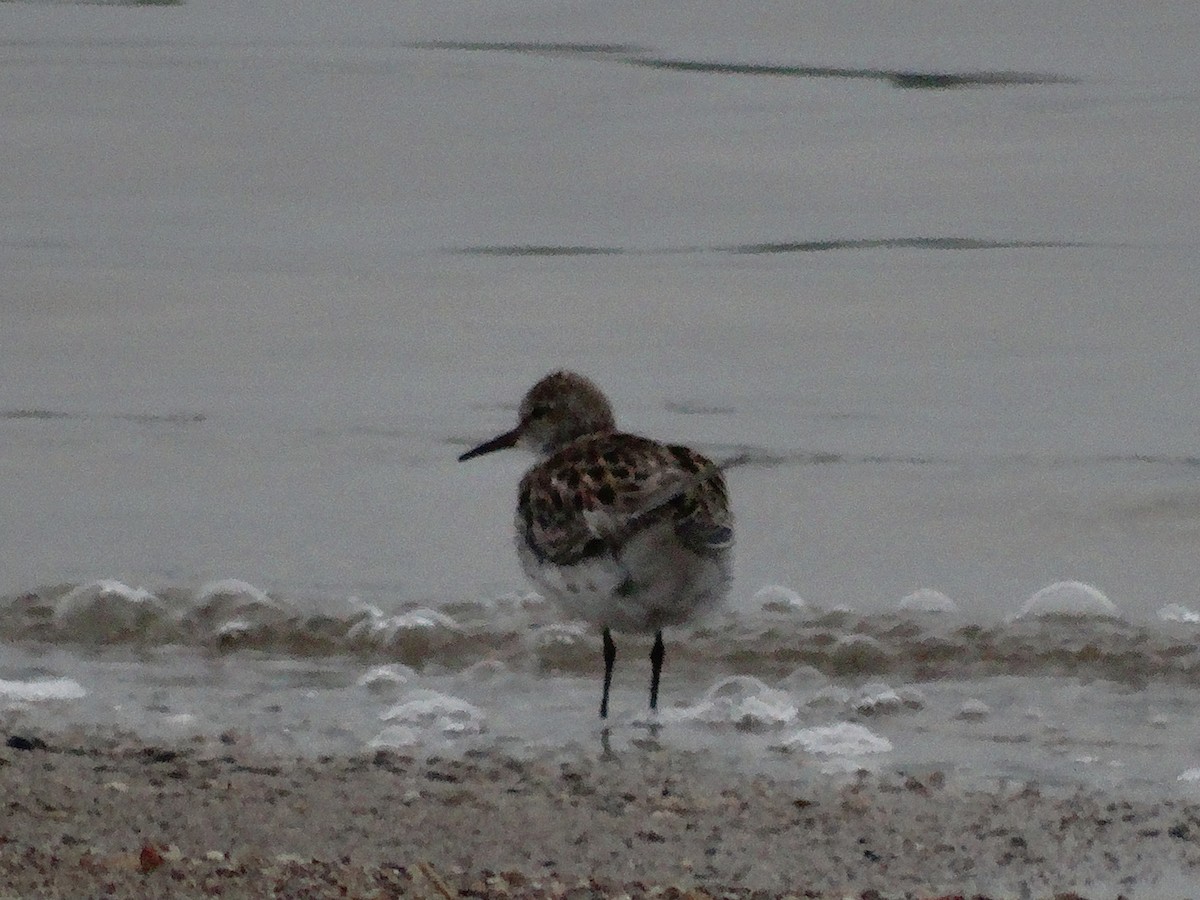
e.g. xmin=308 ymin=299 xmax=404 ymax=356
xmin=2 ymin=0 xmax=1199 ymax=792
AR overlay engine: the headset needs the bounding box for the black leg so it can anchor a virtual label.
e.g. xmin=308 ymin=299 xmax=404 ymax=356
xmin=600 ymin=627 xmax=616 ymax=719
xmin=649 ymin=629 xmax=664 ymax=711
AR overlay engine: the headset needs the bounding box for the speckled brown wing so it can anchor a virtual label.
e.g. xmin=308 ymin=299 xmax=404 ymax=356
xmin=663 ymin=443 xmax=734 ymax=553
xmin=516 ymin=433 xmax=733 ymax=566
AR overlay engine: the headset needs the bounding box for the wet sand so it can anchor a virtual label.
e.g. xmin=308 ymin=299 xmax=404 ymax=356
xmin=2 ymin=728 xmax=1199 ymax=898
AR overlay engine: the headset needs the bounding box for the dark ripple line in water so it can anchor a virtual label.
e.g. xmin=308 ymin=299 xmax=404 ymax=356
xmin=452 ymin=245 xmax=627 ymax=257
xmin=0 ymin=409 xmax=74 ymax=421
xmin=663 ymin=401 xmax=738 ymax=416
xmin=625 ymin=58 xmax=1077 ymax=89
xmin=403 ymin=42 xmax=1076 ymax=90
xmin=0 ymin=409 xmax=206 ymax=425
xmin=402 ymin=41 xmax=646 ymax=57
xmin=448 ymin=237 xmax=1090 ymax=257
xmin=726 ymin=237 xmax=1085 ymax=254
xmin=702 ymin=446 xmax=1200 ymax=473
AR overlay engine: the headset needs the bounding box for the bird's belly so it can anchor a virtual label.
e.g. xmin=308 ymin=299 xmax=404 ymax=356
xmin=517 ymin=527 xmax=731 ymax=633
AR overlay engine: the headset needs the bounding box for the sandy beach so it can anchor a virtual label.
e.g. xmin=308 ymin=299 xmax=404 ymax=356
xmin=2 ymin=728 xmax=1198 ymax=899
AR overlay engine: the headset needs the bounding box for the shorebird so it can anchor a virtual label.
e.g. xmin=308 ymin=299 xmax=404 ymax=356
xmin=459 ymin=371 xmax=733 ymax=718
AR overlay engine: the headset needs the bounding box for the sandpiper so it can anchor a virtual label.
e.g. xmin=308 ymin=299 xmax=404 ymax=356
xmin=459 ymin=371 xmax=733 ymax=718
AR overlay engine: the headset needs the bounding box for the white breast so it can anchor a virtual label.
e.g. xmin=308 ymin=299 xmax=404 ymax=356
xmin=517 ymin=521 xmax=732 ymax=634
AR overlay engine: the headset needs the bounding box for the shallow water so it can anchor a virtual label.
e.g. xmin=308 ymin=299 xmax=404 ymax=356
xmin=3 ymin=578 xmax=1200 ymax=795
xmin=2 ymin=0 xmax=1200 ymax=792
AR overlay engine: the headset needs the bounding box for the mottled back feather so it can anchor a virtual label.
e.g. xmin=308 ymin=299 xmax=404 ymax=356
xmin=517 ymin=432 xmax=733 ymax=567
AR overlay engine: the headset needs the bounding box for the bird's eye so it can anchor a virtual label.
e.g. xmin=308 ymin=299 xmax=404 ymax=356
xmin=528 ymin=404 xmax=550 ymax=419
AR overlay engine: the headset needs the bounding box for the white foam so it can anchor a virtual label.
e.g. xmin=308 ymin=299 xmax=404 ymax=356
xmin=830 ymin=634 xmax=888 ymax=670
xmin=216 ymin=619 xmax=253 ymax=638
xmin=1178 ymin=768 xmax=1200 ymax=783
xmin=527 ymin=622 xmax=591 ymax=672
xmin=55 ymin=580 xmax=166 ymax=640
xmin=58 ymin=580 xmax=160 ymax=613
xmin=1157 ymin=603 xmax=1200 ymax=624
xmin=0 ymin=676 xmax=87 ymax=703
xmin=894 ymin=685 xmax=928 ymax=711
xmin=896 ymin=588 xmax=959 ymax=614
xmin=804 ymin=684 xmax=854 ymax=709
xmin=780 ymin=722 xmax=893 ymax=756
xmin=528 ymin=622 xmax=589 ymax=649
xmin=347 ymin=606 xmax=462 ymax=646
xmin=187 ymin=579 xmax=290 ymax=641
xmin=380 ymin=689 xmax=485 ymax=737
xmin=956 ymin=698 xmax=992 ymax=721
xmin=1014 ymin=581 xmax=1119 ymax=620
xmin=853 ymin=682 xmax=905 ymax=715
xmin=356 ymin=664 xmax=415 ymax=693
xmin=483 ymin=590 xmax=547 ymax=613
xmin=367 ymin=724 xmax=421 ymax=749
xmin=390 ymin=609 xmax=462 ymax=629
xmin=752 ymin=584 xmax=806 ymax=613
xmin=664 ymin=675 xmax=797 ymax=729
xmin=195 ymin=579 xmax=271 ymax=607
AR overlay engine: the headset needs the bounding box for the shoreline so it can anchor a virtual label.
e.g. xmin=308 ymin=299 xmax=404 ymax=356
xmin=3 ymin=728 xmax=1199 ymax=898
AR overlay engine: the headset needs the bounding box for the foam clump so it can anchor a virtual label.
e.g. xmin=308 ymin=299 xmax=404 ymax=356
xmin=0 ymin=676 xmax=87 ymax=703
xmin=829 ymin=634 xmax=888 ymax=674
xmin=367 ymin=725 xmax=421 ymax=749
xmin=380 ymin=689 xmax=486 ymax=737
xmin=446 ymin=591 xmax=545 ymax=631
xmin=848 ymin=683 xmax=925 ymax=715
xmin=483 ymin=591 xmax=547 ymax=613
xmin=1178 ymin=768 xmax=1200 ymax=783
xmin=777 ymin=665 xmax=827 ymax=694
xmin=529 ymin=622 xmax=588 ymax=646
xmin=185 ymin=579 xmax=290 ymax=645
xmin=195 ymin=579 xmax=271 ymax=607
xmin=397 ymin=609 xmax=462 ymax=628
xmin=456 ymin=659 xmax=513 ymax=684
xmin=779 ymin=722 xmax=893 ymax=756
xmin=897 ymin=589 xmax=959 ymax=614
xmin=347 ymin=606 xmax=466 ymax=666
xmin=1157 ymin=604 xmax=1200 ymax=624
xmin=1014 ymin=581 xmax=1119 ymax=620
xmin=346 ymin=604 xmax=463 ymax=658
xmin=752 ymin=584 xmax=806 ymax=613
xmin=55 ymin=579 xmax=167 ymax=642
xmin=956 ymin=698 xmax=991 ymax=721
xmin=356 ymin=664 xmax=416 ymax=693
xmin=804 ymin=684 xmax=853 ymax=709
xmin=853 ymin=682 xmax=905 ymax=716
xmin=665 ymin=675 xmax=797 ymax=730
xmin=527 ymin=622 xmax=591 ymax=672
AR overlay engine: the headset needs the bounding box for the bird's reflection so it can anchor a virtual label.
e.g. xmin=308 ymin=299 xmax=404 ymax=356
xmin=599 ymin=722 xmax=662 ymax=759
